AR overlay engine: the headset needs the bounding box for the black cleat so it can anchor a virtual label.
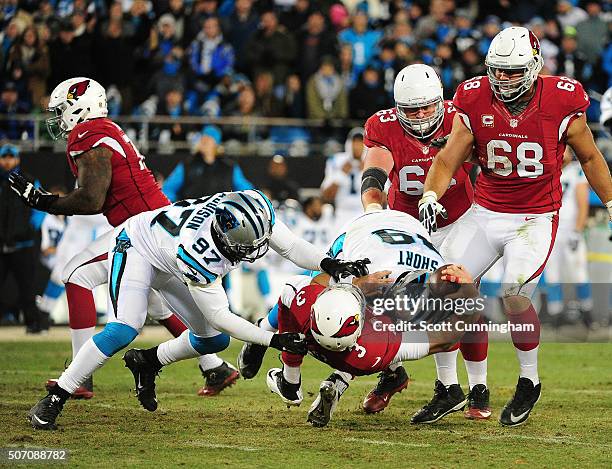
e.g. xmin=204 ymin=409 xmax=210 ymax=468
xmin=27 ymin=393 xmax=65 ymax=430
xmin=266 ymin=368 xmax=303 ymax=406
xmin=237 ymin=332 xmax=268 ymax=379
xmin=363 ymin=365 xmax=409 ymax=414
xmin=411 ymin=380 xmax=467 ymax=424
xmin=464 ymin=384 xmax=492 ymax=419
xmin=499 ymin=377 xmax=541 ymax=427
xmin=123 ymin=349 xmax=161 ymax=412
xmin=197 ymin=362 xmax=240 ymax=396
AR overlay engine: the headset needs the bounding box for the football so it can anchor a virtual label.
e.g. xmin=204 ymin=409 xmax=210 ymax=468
xmin=427 ymin=264 xmax=462 ymax=298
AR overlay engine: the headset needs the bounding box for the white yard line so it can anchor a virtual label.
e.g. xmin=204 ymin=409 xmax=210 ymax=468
xmin=344 ymin=437 xmax=430 ymax=448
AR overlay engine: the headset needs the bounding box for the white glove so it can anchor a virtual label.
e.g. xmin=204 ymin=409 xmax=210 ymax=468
xmin=418 ymin=191 xmax=448 ymax=234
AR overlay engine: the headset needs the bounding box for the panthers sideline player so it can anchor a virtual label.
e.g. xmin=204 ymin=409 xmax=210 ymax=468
xmin=238 ymin=209 xmax=481 ymax=426
xmin=360 ymin=64 xmax=490 ymax=421
xmin=27 ymin=190 xmax=368 ymax=429
xmin=9 ymin=77 xmax=240 ymax=398
xmin=422 ymin=26 xmax=612 ymax=426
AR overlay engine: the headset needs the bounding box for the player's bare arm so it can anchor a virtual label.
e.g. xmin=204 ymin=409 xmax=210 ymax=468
xmin=423 ymin=113 xmax=474 ymax=200
xmin=361 ymin=146 xmax=393 ymax=211
xmin=566 ymin=115 xmax=612 ymax=218
xmin=50 ymin=147 xmax=113 ymax=214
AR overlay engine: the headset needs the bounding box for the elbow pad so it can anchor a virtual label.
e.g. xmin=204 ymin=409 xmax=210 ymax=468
xmin=361 ymin=167 xmax=388 ymax=195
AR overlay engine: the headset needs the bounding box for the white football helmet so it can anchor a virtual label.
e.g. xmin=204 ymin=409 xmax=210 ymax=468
xmin=394 ymin=64 xmax=444 ymax=139
xmin=485 ymin=26 xmax=543 ymax=103
xmin=47 ymin=77 xmax=108 ymax=140
xmin=310 ymin=283 xmax=365 ymax=352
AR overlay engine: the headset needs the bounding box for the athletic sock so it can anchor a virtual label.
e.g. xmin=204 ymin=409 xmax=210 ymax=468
xmin=434 ymin=347 xmax=459 ymax=387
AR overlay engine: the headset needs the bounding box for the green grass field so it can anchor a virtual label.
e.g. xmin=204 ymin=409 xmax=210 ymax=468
xmin=1 ymin=336 xmax=611 ymax=468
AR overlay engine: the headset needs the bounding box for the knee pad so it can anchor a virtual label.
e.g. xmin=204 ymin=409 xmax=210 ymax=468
xmin=92 ymin=322 xmax=138 ymax=357
xmin=188 ymin=332 xmax=230 ymax=355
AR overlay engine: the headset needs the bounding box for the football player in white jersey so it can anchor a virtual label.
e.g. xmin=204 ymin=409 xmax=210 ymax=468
xmin=321 ymin=128 xmax=366 ymax=229
xmin=238 ymin=209 xmax=471 ymax=423
xmin=544 ymin=159 xmax=593 ymax=325
xmin=28 ymin=190 xmax=368 ymax=430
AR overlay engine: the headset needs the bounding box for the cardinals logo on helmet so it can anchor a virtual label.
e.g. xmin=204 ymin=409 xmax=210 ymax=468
xmin=67 ymin=80 xmax=90 ymax=100
xmin=331 ymin=314 xmax=360 ymax=338
xmin=528 ymin=31 xmax=540 ymax=56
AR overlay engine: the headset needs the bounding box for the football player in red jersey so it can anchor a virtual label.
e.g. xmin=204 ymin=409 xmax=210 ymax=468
xmin=9 ymin=77 xmax=239 ymax=398
xmin=263 ymin=263 xmax=479 ymax=428
xmin=360 ymin=64 xmax=490 ymax=421
xmin=421 ymin=27 xmax=612 ymax=426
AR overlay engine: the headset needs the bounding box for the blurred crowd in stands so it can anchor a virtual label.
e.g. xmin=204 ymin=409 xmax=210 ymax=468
xmin=1 ymin=0 xmax=611 ymax=144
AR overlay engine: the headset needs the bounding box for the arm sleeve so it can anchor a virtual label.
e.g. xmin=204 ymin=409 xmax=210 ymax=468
xmin=269 ymin=218 xmax=325 ymax=271
xmin=29 ymin=179 xmax=46 ymax=230
xmin=232 ymin=164 xmax=254 ymax=191
xmin=188 ymin=280 xmax=274 ymax=346
xmin=162 ymin=163 xmax=185 ymax=202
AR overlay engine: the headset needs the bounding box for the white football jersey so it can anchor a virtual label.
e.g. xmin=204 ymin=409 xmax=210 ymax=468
xmin=559 ymin=161 xmax=588 ymax=230
xmin=329 ymin=209 xmax=444 ymax=280
xmin=321 ymin=152 xmax=364 ymax=226
xmin=40 ymin=214 xmax=67 ymax=269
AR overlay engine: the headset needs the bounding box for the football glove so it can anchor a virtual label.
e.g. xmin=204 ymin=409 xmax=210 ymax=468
xmin=269 ymin=333 xmax=308 ymax=355
xmin=430 ymin=134 xmax=450 ymax=148
xmin=568 ymin=231 xmax=582 ymax=252
xmin=418 ymin=191 xmax=447 ymax=234
xmin=320 ymin=257 xmax=370 ymax=281
xmin=8 ymin=171 xmax=59 ymax=212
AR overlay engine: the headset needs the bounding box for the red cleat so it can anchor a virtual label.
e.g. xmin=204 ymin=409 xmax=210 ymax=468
xmin=45 ymin=377 xmax=94 ymax=400
xmin=464 ymin=384 xmax=491 ymax=420
xmin=197 ymin=362 xmax=240 ymax=397
xmin=362 ymin=366 xmax=409 ymax=414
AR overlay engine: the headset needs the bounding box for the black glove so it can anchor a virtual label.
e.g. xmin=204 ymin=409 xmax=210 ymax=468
xmin=430 ymin=134 xmax=450 ymax=148
xmin=269 ymin=332 xmax=308 ymax=355
xmin=320 ymin=257 xmax=370 ymax=281
xmin=8 ymin=171 xmax=59 ymax=212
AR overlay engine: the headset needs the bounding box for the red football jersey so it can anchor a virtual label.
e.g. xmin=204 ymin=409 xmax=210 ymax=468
xmin=279 ymin=284 xmax=402 ymax=376
xmin=364 ymin=102 xmax=474 ymax=227
xmin=66 ymin=118 xmax=170 ymax=226
xmin=453 ymin=75 xmax=590 ymax=213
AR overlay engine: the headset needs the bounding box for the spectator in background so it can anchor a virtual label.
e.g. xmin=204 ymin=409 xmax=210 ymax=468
xmin=339 ymin=43 xmax=357 ymax=90
xmin=529 ymin=17 xmax=560 ymax=74
xmin=95 ymin=18 xmax=136 ymax=113
xmin=163 ymin=125 xmax=252 ymax=201
xmin=306 ymin=55 xmax=348 ymax=119
xmin=213 ymin=71 xmax=251 ymax=115
xmin=185 ymin=0 xmax=219 ymax=45
xmin=163 ymin=0 xmax=187 ymax=46
xmin=350 ymin=66 xmax=387 ymax=120
xmin=253 ymin=70 xmax=283 ymax=117
xmin=186 ymin=15 xmax=234 ymax=114
xmin=146 ymin=14 xmax=185 ymax=100
xmin=246 ymin=10 xmax=297 ymax=85
xmin=373 ymin=39 xmax=404 ymax=101
xmin=153 ymin=87 xmax=187 ymax=142
xmin=0 ymin=82 xmax=32 ymax=139
xmin=1 ymin=20 xmax=21 ymax=72
xmin=556 ymin=0 xmax=587 ymax=28
xmin=280 ymin=0 xmax=314 ymax=33
xmin=297 ymin=10 xmax=339 ymax=83
xmin=450 ymin=9 xmax=481 ymax=54
xmin=432 ymin=42 xmax=463 ymax=98
xmin=575 ymin=1 xmax=608 ymax=65
xmin=339 ymin=10 xmax=382 ymax=78
xmin=263 ymin=154 xmax=299 ymax=203
xmin=6 ymin=25 xmax=49 ymax=108
xmin=48 ymin=19 xmax=94 ymax=88
xmin=557 ymin=26 xmax=590 ymax=85
xmin=124 ymin=0 xmax=155 ymax=46
xmin=284 ymin=73 xmax=305 ymax=118
xmin=414 ymin=0 xmax=452 ymax=42
xmin=0 ymin=143 xmax=47 ymax=333
xmin=221 ymin=0 xmax=259 ymax=74
xmin=478 ymin=15 xmax=501 ymax=58
xmin=460 ymin=45 xmax=485 ymax=79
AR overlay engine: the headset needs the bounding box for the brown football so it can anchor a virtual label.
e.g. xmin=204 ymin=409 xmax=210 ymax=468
xmin=428 ymin=264 xmax=462 ymax=298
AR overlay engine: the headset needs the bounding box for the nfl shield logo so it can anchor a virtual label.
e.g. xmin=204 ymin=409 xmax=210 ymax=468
xmin=422 ymin=146 xmax=429 ymax=155
xmin=509 ymin=119 xmax=518 ymax=128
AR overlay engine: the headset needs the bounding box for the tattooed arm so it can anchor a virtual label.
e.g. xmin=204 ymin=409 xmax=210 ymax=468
xmin=48 ymin=147 xmax=113 ymax=215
